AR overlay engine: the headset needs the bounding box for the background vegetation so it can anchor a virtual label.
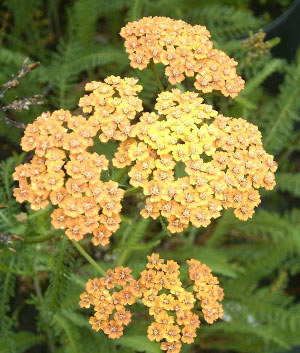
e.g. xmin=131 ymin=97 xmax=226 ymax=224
xmin=1 ymin=0 xmax=300 ymax=352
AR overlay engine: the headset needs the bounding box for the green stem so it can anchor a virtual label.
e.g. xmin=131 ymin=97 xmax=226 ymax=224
xmin=118 ymin=249 xmax=131 ymax=267
xmin=150 ymin=60 xmax=164 ymax=92
xmin=33 ymin=258 xmax=55 ymax=353
xmin=24 ymin=232 xmax=59 ymax=244
xmin=70 ymin=239 xmax=107 ymax=276
xmin=70 ymin=238 xmax=143 ymax=305
xmin=117 ymin=218 xmax=148 ymax=267
xmin=166 ymin=83 xmax=172 ymax=91
xmin=116 ymin=221 xmax=133 ymax=266
xmin=124 ymin=186 xmax=142 ymax=197
xmin=114 ymin=166 xmax=129 ymax=183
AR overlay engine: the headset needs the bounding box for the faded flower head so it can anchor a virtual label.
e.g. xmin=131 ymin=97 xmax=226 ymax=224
xmin=120 ymin=16 xmax=244 ymax=97
xmin=242 ymin=29 xmax=274 ymax=63
xmin=79 ymin=253 xmax=224 ymax=352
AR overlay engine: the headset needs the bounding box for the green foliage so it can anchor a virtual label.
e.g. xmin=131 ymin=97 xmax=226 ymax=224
xmin=117 ymin=335 xmax=161 ymax=353
xmin=276 ymin=172 xmax=300 ymax=197
xmin=0 ymin=331 xmax=45 ymax=353
xmin=0 ymin=159 xmax=19 ymax=230
xmin=262 ymin=53 xmax=300 ymax=154
xmin=44 ymin=237 xmax=73 ymax=310
xmin=236 ymin=58 xmax=285 ymax=104
xmin=0 ymin=257 xmax=16 ymax=335
xmin=185 ymin=4 xmax=264 ymax=41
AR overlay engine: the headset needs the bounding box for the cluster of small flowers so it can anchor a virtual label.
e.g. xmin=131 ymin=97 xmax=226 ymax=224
xmin=142 ymin=254 xmax=223 ymax=353
xmin=13 ymin=109 xmax=124 ymax=246
xmin=120 ymin=16 xmax=244 ymax=97
xmin=78 ymin=76 xmax=143 ymax=143
xmin=13 ymin=17 xmax=277 ymax=241
xmin=187 ymin=259 xmax=224 ymax=324
xmin=79 ymin=254 xmax=223 ymax=353
xmin=79 ymin=266 xmax=140 ymax=339
xmin=112 ymin=89 xmax=277 ymax=233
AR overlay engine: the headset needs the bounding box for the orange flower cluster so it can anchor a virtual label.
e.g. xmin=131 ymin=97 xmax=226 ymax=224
xmin=13 ymin=109 xmax=124 ymax=246
xmin=13 ymin=18 xmax=277 ymax=241
xmin=120 ymin=16 xmax=244 ymax=97
xmin=112 ymin=89 xmax=277 ymax=233
xmin=79 ymin=254 xmax=224 ymax=352
xmin=78 ymin=76 xmax=143 ymax=143
xmin=187 ymin=259 xmax=224 ymax=324
xmin=79 ymin=266 xmax=139 ymax=339
xmin=142 ymin=254 xmax=223 ymax=353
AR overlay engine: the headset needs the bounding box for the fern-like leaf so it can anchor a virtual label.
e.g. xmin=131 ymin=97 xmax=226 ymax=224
xmin=263 ymin=53 xmax=300 ymax=154
xmin=0 ymin=331 xmax=45 ymax=353
xmin=0 ymin=257 xmax=16 ymax=336
xmin=44 ymin=236 xmax=72 ymax=310
xmin=276 ymin=173 xmax=300 ymax=197
xmin=185 ymin=5 xmax=264 ymax=41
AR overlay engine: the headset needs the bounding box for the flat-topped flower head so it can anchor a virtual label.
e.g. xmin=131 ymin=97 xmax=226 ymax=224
xmin=120 ymin=16 xmax=244 ymax=97
xmin=112 ymin=89 xmax=277 ymax=233
xmin=79 ymin=266 xmax=138 ymax=339
xmin=14 ymin=109 xmax=125 ymax=246
xmin=138 ymin=253 xmax=221 ymax=351
xmin=141 ymin=254 xmax=224 ymax=352
xmin=79 ymin=254 xmax=224 ymax=352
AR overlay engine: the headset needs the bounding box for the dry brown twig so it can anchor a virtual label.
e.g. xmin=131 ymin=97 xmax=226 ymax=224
xmin=0 ymin=231 xmax=24 ymax=253
xmin=0 ymin=58 xmax=43 ymax=129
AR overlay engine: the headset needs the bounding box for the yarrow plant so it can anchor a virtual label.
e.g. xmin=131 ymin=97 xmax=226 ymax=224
xmin=12 ymin=16 xmax=277 ymax=352
xmin=120 ymin=16 xmax=245 ymax=97
xmin=79 ymin=254 xmax=223 ymax=353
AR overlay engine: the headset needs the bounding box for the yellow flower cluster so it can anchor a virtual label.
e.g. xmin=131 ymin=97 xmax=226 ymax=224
xmin=79 ymin=254 xmax=224 ymax=352
xmin=112 ymin=89 xmax=277 ymax=233
xmin=79 ymin=266 xmax=139 ymax=339
xmin=78 ymin=76 xmax=143 ymax=143
xmin=120 ymin=16 xmax=244 ymax=97
xmin=13 ymin=109 xmax=124 ymax=246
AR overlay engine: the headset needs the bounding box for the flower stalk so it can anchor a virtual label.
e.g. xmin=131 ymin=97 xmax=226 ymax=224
xmin=149 ymin=60 xmax=165 ymax=92
xmin=70 ymin=239 xmax=107 ymax=277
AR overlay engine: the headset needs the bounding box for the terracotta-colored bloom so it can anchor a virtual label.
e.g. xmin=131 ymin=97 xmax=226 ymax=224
xmin=120 ymin=17 xmax=244 ymax=97
xmin=103 ymin=320 xmax=123 ymax=339
xmin=187 ymin=259 xmax=224 ymax=324
xmin=79 ymin=254 xmax=223 ymax=352
xmin=79 ymin=266 xmax=140 ymax=339
xmin=14 ymin=108 xmax=125 ymax=247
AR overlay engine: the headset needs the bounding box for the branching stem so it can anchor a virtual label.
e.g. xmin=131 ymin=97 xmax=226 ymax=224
xmin=277 ymin=129 xmax=300 ymax=164
xmin=114 ymin=166 xmax=129 ymax=183
xmin=24 ymin=231 xmax=59 ymax=244
xmin=150 ymin=60 xmax=164 ymax=92
xmin=124 ymin=186 xmax=142 ymax=197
